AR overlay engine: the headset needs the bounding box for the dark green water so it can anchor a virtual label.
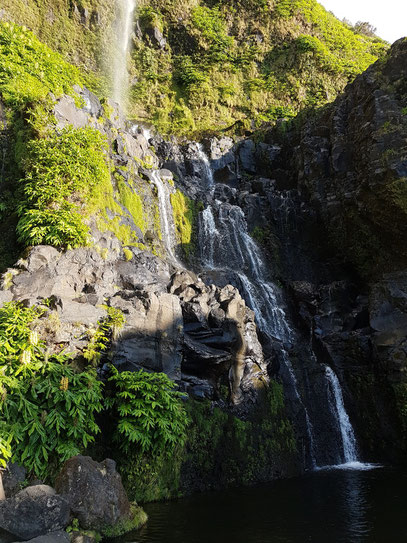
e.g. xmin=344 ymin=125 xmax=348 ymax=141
xmin=121 ymin=467 xmax=407 ymax=543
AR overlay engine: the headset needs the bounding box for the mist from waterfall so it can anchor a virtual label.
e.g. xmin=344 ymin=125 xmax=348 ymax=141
xmin=112 ymin=0 xmax=136 ymax=109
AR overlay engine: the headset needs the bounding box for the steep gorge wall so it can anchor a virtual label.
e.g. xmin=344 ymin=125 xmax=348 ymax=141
xmin=258 ymin=38 xmax=407 ymax=461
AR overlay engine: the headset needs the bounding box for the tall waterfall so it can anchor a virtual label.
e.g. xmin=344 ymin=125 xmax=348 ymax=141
xmin=325 ymin=366 xmax=359 ymax=464
xmin=112 ymin=0 xmax=136 ymax=108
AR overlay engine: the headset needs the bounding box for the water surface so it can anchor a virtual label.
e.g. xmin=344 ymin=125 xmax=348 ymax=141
xmin=121 ymin=467 xmax=407 ymax=543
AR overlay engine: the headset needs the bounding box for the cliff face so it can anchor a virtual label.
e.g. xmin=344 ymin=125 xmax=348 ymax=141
xmin=1 ymin=0 xmax=388 ymax=136
xmin=263 ymin=38 xmax=407 ymax=461
xmin=0 ymin=1 xmax=406 ymax=511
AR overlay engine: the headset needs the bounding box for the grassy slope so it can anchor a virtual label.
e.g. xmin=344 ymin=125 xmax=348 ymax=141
xmin=130 ymin=0 xmax=389 ymax=136
xmin=2 ymin=0 xmax=389 ymax=138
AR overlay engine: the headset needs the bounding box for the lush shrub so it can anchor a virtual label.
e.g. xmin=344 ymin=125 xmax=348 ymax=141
xmin=108 ymin=367 xmax=189 ymax=455
xmin=17 ymin=126 xmax=110 ymax=248
xmin=0 ymin=302 xmax=104 ymax=478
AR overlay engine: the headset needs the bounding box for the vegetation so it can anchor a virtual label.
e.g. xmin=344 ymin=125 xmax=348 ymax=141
xmin=108 ymin=367 xmax=189 ymax=454
xmin=17 ymin=127 xmax=110 ymax=248
xmin=119 ymin=381 xmax=297 ymax=502
xmin=0 ymin=302 xmax=104 ymax=478
xmin=127 ymin=0 xmax=388 ymax=136
xmin=83 ymin=306 xmax=126 ymax=365
xmin=0 ymin=21 xmax=84 ymax=107
xmin=170 ymin=190 xmax=199 ymax=260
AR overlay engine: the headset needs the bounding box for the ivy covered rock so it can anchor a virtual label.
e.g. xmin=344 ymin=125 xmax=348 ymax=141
xmin=55 ymin=456 xmax=146 ymax=536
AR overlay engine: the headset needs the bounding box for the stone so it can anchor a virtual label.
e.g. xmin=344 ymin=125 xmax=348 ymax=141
xmin=54 ymin=96 xmax=88 ymax=129
xmin=113 ymin=291 xmax=183 ymax=379
xmin=26 ymin=246 xmax=61 ymax=273
xmin=0 ymin=485 xmax=70 ymax=540
xmin=12 ymin=532 xmax=70 ymax=543
xmin=55 ymin=456 xmax=131 ymax=532
xmin=238 ymin=139 xmax=256 ymax=173
xmin=2 ymin=463 xmax=26 ymax=498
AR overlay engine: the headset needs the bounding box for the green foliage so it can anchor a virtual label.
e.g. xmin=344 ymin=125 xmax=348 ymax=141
xmin=0 ymin=21 xmax=83 ymax=107
xmin=0 ymin=302 xmax=104 ymax=478
xmin=17 ymin=126 xmax=110 ymax=248
xmin=83 ymin=306 xmax=125 ymax=365
xmin=170 ymin=189 xmax=198 ymax=260
xmin=108 ymin=367 xmax=189 ymax=455
xmin=126 ymin=0 xmax=388 ymax=137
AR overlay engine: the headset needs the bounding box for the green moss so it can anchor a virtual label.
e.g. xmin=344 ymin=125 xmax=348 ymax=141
xmin=170 ymin=189 xmax=198 ymax=260
xmin=123 ymin=247 xmax=133 ymax=261
xmin=116 ymin=178 xmax=147 ymax=234
xmin=102 ymin=504 xmax=147 ymax=538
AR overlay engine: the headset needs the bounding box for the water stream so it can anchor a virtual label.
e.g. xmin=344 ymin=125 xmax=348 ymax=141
xmin=112 ymin=0 xmax=136 ymax=108
xmin=150 ymin=170 xmax=178 ymax=263
xmin=196 ymin=149 xmax=368 ymax=471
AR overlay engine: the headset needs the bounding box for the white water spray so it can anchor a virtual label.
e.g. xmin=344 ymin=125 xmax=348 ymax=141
xmin=112 ymin=0 xmax=136 ymax=108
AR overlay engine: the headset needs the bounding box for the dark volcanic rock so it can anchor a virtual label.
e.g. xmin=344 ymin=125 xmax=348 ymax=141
xmin=0 ymin=485 xmax=70 ymax=540
xmin=55 ymin=456 xmax=131 ymax=532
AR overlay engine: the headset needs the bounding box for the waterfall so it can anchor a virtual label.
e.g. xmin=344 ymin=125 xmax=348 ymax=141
xmin=324 ymin=366 xmax=359 ymax=464
xmin=112 ymin=0 xmax=136 ymax=108
xmin=194 ymin=144 xmax=215 ymax=187
xmin=200 ymin=202 xmax=291 ymax=343
xmin=150 ymin=171 xmax=178 ymax=263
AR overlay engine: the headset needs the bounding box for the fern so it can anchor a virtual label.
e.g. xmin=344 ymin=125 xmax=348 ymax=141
xmin=108 ymin=367 xmax=189 ymax=455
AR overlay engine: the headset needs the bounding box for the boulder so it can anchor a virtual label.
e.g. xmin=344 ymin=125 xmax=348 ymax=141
xmin=55 ymin=456 xmax=131 ymax=533
xmin=2 ymin=463 xmax=26 ymax=498
xmin=12 ymin=532 xmax=70 ymax=543
xmin=0 ymin=485 xmax=70 ymax=540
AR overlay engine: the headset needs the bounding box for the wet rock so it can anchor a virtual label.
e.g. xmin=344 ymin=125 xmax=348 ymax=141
xmin=238 ymin=139 xmax=256 ymax=174
xmin=0 ymin=485 xmax=70 ymax=540
xmin=55 ymin=456 xmax=131 ymax=533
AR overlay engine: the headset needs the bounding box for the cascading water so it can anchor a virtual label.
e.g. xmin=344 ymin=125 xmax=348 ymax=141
xmin=112 ymin=0 xmax=136 ymax=108
xmin=150 ymin=171 xmax=178 ymax=263
xmin=324 ymin=366 xmax=359 ymax=464
xmin=195 ymin=147 xmax=373 ymax=471
xmin=194 ymin=144 xmax=215 ymax=188
xmin=200 ymin=202 xmax=291 ymax=342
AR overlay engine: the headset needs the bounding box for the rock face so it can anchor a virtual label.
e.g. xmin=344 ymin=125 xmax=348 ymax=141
xmin=55 ymin=456 xmax=131 ymax=532
xmin=0 ymin=485 xmax=70 ymax=540
xmin=256 ymin=38 xmax=407 ymax=461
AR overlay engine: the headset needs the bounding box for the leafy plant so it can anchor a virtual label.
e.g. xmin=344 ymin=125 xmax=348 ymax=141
xmin=83 ymin=306 xmax=126 ymax=365
xmin=108 ymin=367 xmax=189 ymax=455
xmin=0 ymin=21 xmax=83 ymax=107
xmin=17 ymin=126 xmax=110 ymax=248
xmin=0 ymin=302 xmax=104 ymax=478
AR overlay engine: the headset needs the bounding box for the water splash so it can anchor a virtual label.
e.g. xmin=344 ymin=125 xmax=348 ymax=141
xmin=112 ymin=0 xmax=136 ymax=109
